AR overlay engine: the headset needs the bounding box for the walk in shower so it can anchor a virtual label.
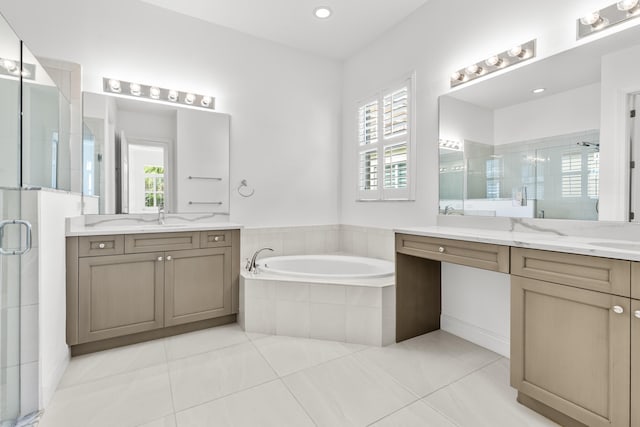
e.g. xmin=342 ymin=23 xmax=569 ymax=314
xmin=0 ymin=12 xmax=70 ymax=426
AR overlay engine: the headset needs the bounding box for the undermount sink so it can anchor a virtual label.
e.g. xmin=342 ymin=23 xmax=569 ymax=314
xmin=588 ymin=241 xmax=640 ymax=251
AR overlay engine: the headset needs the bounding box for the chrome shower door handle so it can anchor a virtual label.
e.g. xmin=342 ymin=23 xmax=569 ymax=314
xmin=0 ymin=219 xmax=32 ymax=255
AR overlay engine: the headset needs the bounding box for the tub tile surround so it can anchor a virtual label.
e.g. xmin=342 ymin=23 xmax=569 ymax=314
xmin=239 ymin=277 xmax=395 ymax=346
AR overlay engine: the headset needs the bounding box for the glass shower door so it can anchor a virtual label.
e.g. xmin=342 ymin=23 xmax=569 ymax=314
xmin=0 ymin=13 xmax=23 ymax=426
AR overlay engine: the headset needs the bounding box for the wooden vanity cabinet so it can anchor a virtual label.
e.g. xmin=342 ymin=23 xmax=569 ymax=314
xmin=164 ymin=247 xmax=232 ymax=326
xmin=78 ymin=252 xmax=165 ymax=343
xmin=67 ymin=229 xmax=239 ymax=350
xmin=511 ymin=248 xmax=632 ymax=427
xmin=511 ymin=275 xmax=630 ymax=427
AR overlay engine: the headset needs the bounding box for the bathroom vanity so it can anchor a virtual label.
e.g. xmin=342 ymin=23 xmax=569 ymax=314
xmin=395 ymin=228 xmax=640 ymax=427
xmin=65 ymin=224 xmax=241 ymax=354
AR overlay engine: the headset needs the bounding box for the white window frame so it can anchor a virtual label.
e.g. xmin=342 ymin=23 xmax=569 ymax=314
xmin=356 ymin=72 xmax=416 ymax=201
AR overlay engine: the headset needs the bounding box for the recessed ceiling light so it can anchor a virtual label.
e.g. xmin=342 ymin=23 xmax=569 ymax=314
xmin=314 ymin=6 xmax=332 ymax=19
xmin=532 ymin=88 xmax=546 ymax=94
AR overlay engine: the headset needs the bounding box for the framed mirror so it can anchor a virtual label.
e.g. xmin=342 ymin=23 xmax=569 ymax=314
xmin=82 ymin=92 xmax=230 ymax=215
xmin=439 ymin=25 xmax=640 ymax=221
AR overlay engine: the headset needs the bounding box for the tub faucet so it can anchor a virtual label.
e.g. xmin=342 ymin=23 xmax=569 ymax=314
xmin=157 ymin=203 xmax=166 ymax=225
xmin=247 ymin=247 xmax=274 ymax=272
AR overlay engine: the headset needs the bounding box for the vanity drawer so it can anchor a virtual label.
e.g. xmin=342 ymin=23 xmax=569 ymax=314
xmin=125 ymin=232 xmax=200 ymax=253
xmin=78 ymin=235 xmax=124 ymax=257
xmin=200 ymin=230 xmax=232 ymax=248
xmin=395 ymin=234 xmax=509 ymax=273
xmin=511 ymin=247 xmax=630 ymax=297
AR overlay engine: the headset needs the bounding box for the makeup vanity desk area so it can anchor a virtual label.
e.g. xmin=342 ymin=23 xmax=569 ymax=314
xmin=394 ymin=226 xmax=640 ymax=427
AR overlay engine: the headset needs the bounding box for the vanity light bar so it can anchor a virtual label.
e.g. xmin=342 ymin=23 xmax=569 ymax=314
xmin=102 ymin=78 xmax=215 ymax=110
xmin=0 ymin=57 xmax=36 ymax=80
xmin=439 ymin=139 xmax=463 ymax=151
xmin=450 ymin=39 xmax=536 ymax=88
xmin=577 ymin=0 xmax=640 ymax=39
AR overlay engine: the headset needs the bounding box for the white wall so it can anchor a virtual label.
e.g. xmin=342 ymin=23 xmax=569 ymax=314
xmin=0 ymin=0 xmax=342 ymax=227
xmin=494 ymin=83 xmax=601 ymax=145
xmin=175 ymin=110 xmax=230 ymax=213
xmin=37 ymin=191 xmax=83 ymax=408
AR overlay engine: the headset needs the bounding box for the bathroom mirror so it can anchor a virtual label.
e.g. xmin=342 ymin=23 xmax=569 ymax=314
xmin=439 ymin=25 xmax=640 ymax=221
xmin=82 ymin=92 xmax=230 ymax=215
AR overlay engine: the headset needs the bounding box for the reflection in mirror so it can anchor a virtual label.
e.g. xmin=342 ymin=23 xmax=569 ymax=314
xmin=82 ymin=92 xmax=230 ymax=215
xmin=439 ymin=26 xmax=640 ymax=221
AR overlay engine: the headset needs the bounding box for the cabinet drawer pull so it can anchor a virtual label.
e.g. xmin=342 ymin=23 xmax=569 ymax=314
xmin=634 ymin=310 xmax=640 ymax=319
xmin=166 ymin=256 xmax=172 ymax=261
xmin=157 ymin=256 xmax=163 ymax=262
xmin=438 ymin=246 xmax=445 ymax=253
xmin=98 ymin=243 xmax=106 ymax=249
xmin=214 ymin=236 xmax=221 ymax=242
xmin=612 ymin=305 xmax=624 ymax=314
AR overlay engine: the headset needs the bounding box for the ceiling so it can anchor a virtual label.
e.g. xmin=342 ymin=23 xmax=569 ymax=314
xmin=139 ymin=0 xmax=429 ymax=60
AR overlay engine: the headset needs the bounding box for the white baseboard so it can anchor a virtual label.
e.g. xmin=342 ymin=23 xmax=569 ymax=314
xmin=441 ymin=315 xmax=510 ymax=358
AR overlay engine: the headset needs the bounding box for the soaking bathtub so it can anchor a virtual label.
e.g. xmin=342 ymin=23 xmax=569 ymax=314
xmin=239 ymin=255 xmax=396 ymax=346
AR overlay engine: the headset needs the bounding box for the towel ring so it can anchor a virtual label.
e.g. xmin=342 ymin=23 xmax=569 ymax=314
xmin=237 ymin=179 xmax=255 ymax=198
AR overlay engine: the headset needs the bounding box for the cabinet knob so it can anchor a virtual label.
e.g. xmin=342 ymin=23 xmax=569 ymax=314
xmin=214 ymin=236 xmax=221 ymax=242
xmin=634 ymin=310 xmax=640 ymax=319
xmin=166 ymin=256 xmax=172 ymax=261
xmin=438 ymin=246 xmax=445 ymax=253
xmin=98 ymin=243 xmax=105 ymax=249
xmin=612 ymin=305 xmax=624 ymax=315
xmin=157 ymin=256 xmax=163 ymax=262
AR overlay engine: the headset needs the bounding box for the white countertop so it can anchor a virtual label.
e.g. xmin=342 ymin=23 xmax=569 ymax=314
xmin=66 ymin=215 xmax=242 ymax=237
xmin=395 ymin=226 xmax=640 ymax=261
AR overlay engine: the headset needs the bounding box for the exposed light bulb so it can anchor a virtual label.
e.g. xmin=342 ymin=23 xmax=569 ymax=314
xmin=580 ymin=11 xmax=603 ymax=26
xmin=451 ymin=71 xmax=465 ymax=82
xmin=21 ymin=69 xmax=31 ymax=78
xmin=485 ymin=55 xmax=504 ymax=67
xmin=168 ymin=90 xmax=178 ymax=102
xmin=201 ymin=96 xmax=212 ymax=107
xmin=149 ymin=86 xmax=160 ymax=99
xmin=108 ymin=79 xmax=121 ymax=93
xmin=508 ymin=45 xmax=526 ymax=58
xmin=184 ymin=93 xmax=196 ymax=104
xmin=617 ymin=0 xmax=639 ymax=11
xmin=314 ymin=6 xmax=332 ymax=19
xmin=2 ymin=59 xmax=17 ymax=72
xmin=129 ymin=83 xmax=141 ymax=96
xmin=465 ymin=64 xmax=482 ymax=75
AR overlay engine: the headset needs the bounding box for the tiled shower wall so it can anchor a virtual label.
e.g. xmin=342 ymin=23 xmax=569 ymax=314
xmin=240 ymin=224 xmax=395 ymax=263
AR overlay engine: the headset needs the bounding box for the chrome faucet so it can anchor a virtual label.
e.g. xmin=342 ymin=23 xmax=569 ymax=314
xmin=157 ymin=203 xmax=166 ymax=225
xmin=246 ymin=247 xmax=274 ymax=272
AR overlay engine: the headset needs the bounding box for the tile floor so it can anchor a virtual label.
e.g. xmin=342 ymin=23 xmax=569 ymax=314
xmin=38 ymin=324 xmax=558 ymax=427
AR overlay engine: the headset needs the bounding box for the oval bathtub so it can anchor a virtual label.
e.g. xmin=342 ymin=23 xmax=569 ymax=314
xmin=259 ymin=255 xmax=394 ymax=279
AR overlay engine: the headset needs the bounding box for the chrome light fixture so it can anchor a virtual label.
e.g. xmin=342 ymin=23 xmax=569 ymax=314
xmin=577 ymin=0 xmax=640 ymax=38
xmin=450 ymin=39 xmax=536 ymax=88
xmin=439 ymin=139 xmax=463 ymax=152
xmin=102 ymin=78 xmax=215 ymax=110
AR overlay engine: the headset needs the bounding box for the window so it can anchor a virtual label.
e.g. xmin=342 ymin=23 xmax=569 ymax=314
xmin=357 ymin=73 xmax=415 ymax=200
xmin=485 ymin=158 xmax=503 ymax=199
xmin=144 ymin=165 xmax=165 ymax=208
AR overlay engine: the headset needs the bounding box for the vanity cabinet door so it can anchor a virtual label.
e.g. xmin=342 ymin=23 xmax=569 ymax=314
xmin=511 ymin=276 xmax=630 ymax=427
xmin=164 ymin=247 xmax=232 ymax=326
xmin=78 ymin=253 xmax=164 ymax=343
xmin=633 ymin=299 xmax=640 ymax=427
